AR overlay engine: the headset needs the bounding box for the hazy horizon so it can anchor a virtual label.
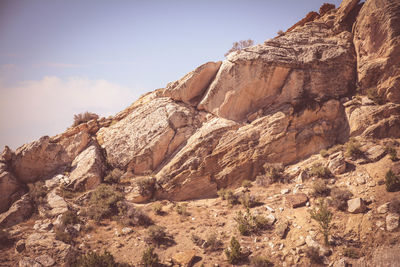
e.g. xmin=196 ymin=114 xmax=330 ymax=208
xmin=0 ymin=0 xmax=342 ymax=150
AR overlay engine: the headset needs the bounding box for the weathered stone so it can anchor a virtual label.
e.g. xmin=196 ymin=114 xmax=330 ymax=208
xmin=265 ymin=214 xmax=276 ymax=226
xmin=46 ymin=190 xmax=69 ymax=217
xmin=35 ymin=254 xmax=55 ymax=267
xmin=366 ymin=145 xmax=386 ymax=162
xmin=386 ymin=213 xmax=399 ymax=232
xmin=275 ymin=220 xmax=289 ymax=239
xmin=19 ymin=258 xmax=42 ymax=267
xmin=121 ymin=227 xmax=133 ymax=235
xmin=172 ymin=250 xmax=196 ymax=267
xmin=285 ymin=193 xmax=308 ymax=208
xmin=97 ymin=98 xmax=204 ymax=174
xmin=163 ymin=61 xmax=222 ymax=106
xmin=347 ymin=198 xmax=366 ymax=213
xmin=328 ymin=151 xmax=346 ymax=175
xmin=68 ymin=144 xmax=105 ymax=191
xmin=0 ymin=194 xmax=33 ymax=228
xmin=0 ymin=171 xmax=25 ymax=213
xmin=15 ymin=240 xmax=26 ymax=253
xmin=354 ymin=0 xmax=400 ymax=103
xmin=45 ymin=174 xmax=69 ymax=190
xmin=305 ymin=235 xmax=330 ymax=256
xmin=0 ymin=145 xmax=13 ymax=162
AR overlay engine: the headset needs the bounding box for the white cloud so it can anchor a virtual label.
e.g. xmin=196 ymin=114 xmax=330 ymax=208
xmin=0 ymin=76 xmax=140 ymax=150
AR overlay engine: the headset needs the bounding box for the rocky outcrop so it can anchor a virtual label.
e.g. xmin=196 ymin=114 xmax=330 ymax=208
xmin=286 ymin=11 xmax=320 ymax=33
xmin=198 ymin=22 xmax=356 ymax=122
xmin=0 ymin=171 xmax=25 ymax=213
xmin=12 ymin=132 xmax=90 ymax=184
xmin=46 ymin=190 xmax=69 ymax=217
xmin=97 ymin=97 xmax=205 ymax=174
xmin=68 ymin=144 xmax=105 ymax=191
xmin=354 ymin=0 xmax=400 ymax=103
xmin=162 ymin=61 xmax=222 ymax=106
xmin=0 ymin=194 xmax=32 ymax=228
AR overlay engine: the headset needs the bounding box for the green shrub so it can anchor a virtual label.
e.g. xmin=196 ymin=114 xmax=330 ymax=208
xmin=225 ymin=236 xmax=246 ymax=264
xmin=242 ymin=180 xmax=252 ymax=189
xmin=343 ymin=247 xmax=361 ymax=259
xmin=146 ymin=225 xmax=167 ymax=245
xmin=234 ymin=209 xmax=270 ymax=236
xmin=239 ymin=193 xmax=258 ymax=208
xmin=136 ymin=177 xmax=156 ymax=197
xmin=74 ymin=250 xmax=129 ymax=267
xmin=55 ymin=226 xmax=73 ymax=244
xmin=141 ymin=246 xmax=159 ymax=267
xmin=320 ymin=149 xmax=329 ymax=158
xmin=72 ymin=111 xmax=99 ymax=127
xmin=250 ymin=255 xmax=274 ymax=267
xmin=309 ymin=163 xmax=331 ymax=178
xmin=263 ymin=164 xmax=285 ymax=184
xmin=204 ymin=233 xmax=222 ymax=252
xmin=224 ymin=39 xmax=254 ymax=57
xmin=385 ymin=170 xmax=400 ymax=192
xmin=389 ymin=199 xmax=400 ymax=214
xmin=312 ymin=179 xmax=330 ymax=197
xmin=218 ymin=189 xmax=239 ymax=205
xmin=104 ymin=168 xmax=124 ymax=184
xmin=61 ymin=210 xmax=79 ymax=226
xmin=310 ymin=200 xmax=332 ymax=245
xmin=28 ymin=181 xmax=48 ymax=209
xmin=152 ymin=202 xmax=163 ymax=215
xmin=118 ymin=203 xmax=153 ymax=226
xmin=88 ymin=184 xmax=123 ymax=222
xmin=386 ymin=147 xmax=398 ymax=161
xmin=345 ymin=138 xmax=363 ymax=158
xmin=330 ymin=188 xmax=353 ymax=211
xmin=306 ymin=247 xmax=323 ymax=264
xmin=175 ymin=204 xmax=189 ymax=216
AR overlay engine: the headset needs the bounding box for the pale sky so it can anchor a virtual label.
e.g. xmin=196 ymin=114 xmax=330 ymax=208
xmin=0 ymin=0 xmax=342 ymax=150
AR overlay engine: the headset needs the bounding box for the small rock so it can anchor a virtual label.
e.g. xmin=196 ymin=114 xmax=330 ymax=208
xmin=296 ymin=171 xmax=308 ymax=183
xmin=296 ymin=236 xmax=306 ymax=246
xmin=266 ymin=214 xmax=276 ymax=225
xmin=172 ymin=250 xmax=196 ymax=266
xmin=377 ymin=202 xmax=390 ymax=214
xmin=386 ymin=213 xmax=399 ymax=232
xmin=285 ymin=193 xmax=308 ymax=208
xmin=275 ymin=221 xmax=289 ymax=239
xmin=121 ymin=227 xmax=133 ymax=235
xmin=347 ymin=198 xmax=366 ymax=213
xmin=35 ymin=254 xmax=55 ymax=267
xmin=15 ymin=240 xmax=25 ymax=253
xmin=265 ymin=205 xmax=275 ymax=213
xmin=355 ymin=176 xmax=366 ymax=185
xmin=361 ymin=96 xmax=375 ymax=106
xmin=281 ymin=188 xmax=290 ymax=195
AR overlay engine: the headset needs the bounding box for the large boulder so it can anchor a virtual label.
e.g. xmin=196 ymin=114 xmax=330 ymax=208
xmin=68 ymin=144 xmax=105 ymax=191
xmin=97 ymin=98 xmax=205 ymax=174
xmin=353 ymin=0 xmax=400 ymax=103
xmin=198 ymin=21 xmax=356 ymax=122
xmin=162 ymin=61 xmax=222 ymax=106
xmin=0 ymin=194 xmax=33 ymax=228
xmin=0 ymin=171 xmax=25 ymax=213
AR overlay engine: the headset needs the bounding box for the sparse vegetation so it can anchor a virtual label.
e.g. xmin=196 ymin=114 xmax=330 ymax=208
xmin=309 ymin=163 xmax=331 ymax=179
xmin=152 ymin=202 xmax=163 ymax=215
xmin=104 ymin=168 xmax=124 ymax=184
xmin=136 ymin=177 xmax=156 ymax=197
xmin=306 ymin=247 xmax=323 ymax=264
xmin=250 ymin=255 xmax=274 ymax=267
xmin=389 ymin=199 xmax=400 ymax=214
xmin=74 ymin=250 xmax=129 ymax=267
xmin=225 ymin=39 xmax=254 ymax=57
xmin=366 ymin=87 xmax=385 ymax=105
xmin=386 ymin=147 xmax=398 ymax=161
xmin=277 ymin=30 xmax=284 ymax=36
xmin=345 ymin=138 xmax=363 ymax=158
xmin=234 ymin=209 xmax=271 ymax=236
xmin=61 ymin=210 xmax=79 ymax=226
xmin=310 ymin=199 xmax=332 ymax=245
xmin=55 ymin=226 xmax=73 ymax=244
xmin=330 ymin=188 xmax=353 ymax=211
xmin=343 ymin=247 xmax=361 ymax=259
xmin=312 ymin=179 xmax=330 ymax=197
xmin=175 ymin=203 xmax=189 ymax=216
xmin=242 ymin=179 xmax=252 ymax=189
xmin=320 ymin=149 xmax=329 ymax=158
xmin=28 ymin=181 xmax=48 ymax=210
xmin=146 ymin=225 xmax=168 ymax=246
xmin=204 ymin=233 xmax=223 ymax=252
xmin=88 ymin=184 xmax=123 ymax=222
xmin=218 ymin=189 xmax=239 ymax=205
xmin=72 ymin=111 xmax=99 ymax=127
xmin=263 ymin=163 xmax=285 ymax=184
xmin=225 ymin=236 xmax=246 ymax=264
xmin=118 ymin=202 xmax=153 ymax=226
xmin=385 ymin=169 xmax=400 ymax=192
xmin=239 ymin=193 xmax=258 ymax=208
xmin=141 ymin=246 xmax=159 ymax=267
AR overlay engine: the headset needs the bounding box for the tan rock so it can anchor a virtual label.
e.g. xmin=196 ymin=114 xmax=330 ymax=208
xmin=46 ymin=190 xmax=69 ymax=217
xmin=354 ymin=0 xmax=400 ymax=103
xmin=386 ymin=213 xmax=399 ymax=232
xmin=328 ymin=152 xmax=346 ymax=175
xmin=0 ymin=171 xmax=25 ymax=213
xmin=198 ymin=22 xmax=356 ymax=122
xmin=162 ymin=61 xmax=222 ymax=106
xmin=68 ymin=144 xmax=105 ymax=191
xmin=172 ymin=250 xmax=196 ymax=266
xmin=347 ymin=198 xmax=366 ymax=213
xmin=0 ymin=146 xmax=13 ymax=162
xmin=97 ymin=97 xmax=204 ymax=174
xmin=285 ymin=193 xmax=308 ymax=208
xmin=0 ymin=194 xmax=33 ymax=228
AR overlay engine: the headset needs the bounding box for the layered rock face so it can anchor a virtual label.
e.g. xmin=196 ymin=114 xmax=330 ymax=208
xmin=354 ymin=0 xmax=400 ymax=102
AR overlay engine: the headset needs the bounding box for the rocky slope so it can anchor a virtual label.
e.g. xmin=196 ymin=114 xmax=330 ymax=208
xmin=1 ymin=0 xmax=400 ymax=266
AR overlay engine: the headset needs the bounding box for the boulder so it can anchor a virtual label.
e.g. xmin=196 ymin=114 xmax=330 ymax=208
xmin=347 ymin=198 xmax=366 ymax=213
xmin=377 ymin=202 xmax=390 ymax=214
xmin=328 ymin=151 xmax=346 ymax=175
xmin=0 ymin=194 xmax=33 ymax=228
xmin=46 ymin=190 xmax=69 ymax=217
xmin=162 ymin=61 xmax=222 ymax=106
xmin=0 ymin=171 xmax=25 ymax=213
xmin=97 ymin=97 xmax=205 ymax=174
xmin=12 ymin=133 xmax=90 ymax=183
xmin=285 ymin=193 xmax=308 ymax=208
xmin=198 ymin=20 xmax=356 ymax=122
xmin=68 ymin=144 xmax=105 ymax=191
xmin=366 ymin=145 xmax=386 ymax=162
xmin=275 ymin=220 xmax=289 ymax=239
xmin=354 ymin=0 xmax=400 ymax=103
xmin=386 ymin=213 xmax=399 ymax=232
xmin=172 ymin=250 xmax=196 ymax=266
